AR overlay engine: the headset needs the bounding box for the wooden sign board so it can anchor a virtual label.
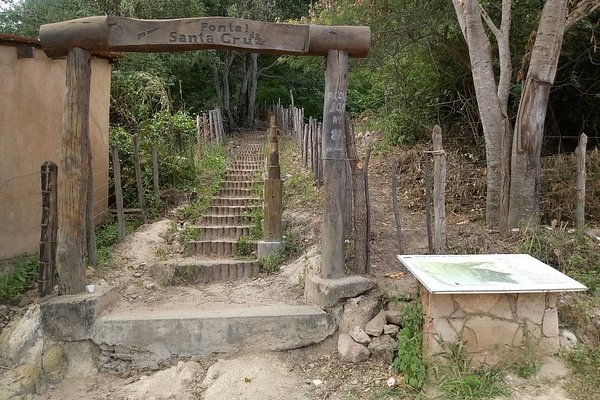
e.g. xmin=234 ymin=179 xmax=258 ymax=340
xmin=398 ymin=254 xmax=588 ymax=294
xmin=40 ymin=16 xmax=371 ymax=58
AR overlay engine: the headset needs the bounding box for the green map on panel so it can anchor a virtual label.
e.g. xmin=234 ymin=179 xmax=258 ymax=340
xmin=416 ymin=261 xmax=519 ymax=287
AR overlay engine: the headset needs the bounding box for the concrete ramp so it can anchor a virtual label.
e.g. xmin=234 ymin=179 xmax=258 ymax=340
xmin=91 ymin=305 xmax=336 ymax=368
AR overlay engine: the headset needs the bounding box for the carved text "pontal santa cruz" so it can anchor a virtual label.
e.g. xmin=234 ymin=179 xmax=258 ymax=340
xmin=169 ymin=22 xmax=264 ymax=45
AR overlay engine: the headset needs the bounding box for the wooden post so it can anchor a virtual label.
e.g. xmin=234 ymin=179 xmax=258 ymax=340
xmin=391 ymin=159 xmax=404 ymax=255
xmin=132 ymin=134 xmax=148 ymax=223
xmin=432 ymin=125 xmax=447 ymax=253
xmin=39 ymin=161 xmax=58 ymax=297
xmin=86 ymin=149 xmax=97 ymax=267
xmin=364 ymin=147 xmax=371 ymax=274
xmin=423 ymin=154 xmax=434 ymax=254
xmin=111 ymin=145 xmax=126 ymax=241
xmin=151 ymin=143 xmax=160 ymax=200
xmin=317 ymin=122 xmax=323 ymax=186
xmin=264 ymin=116 xmax=283 ymax=241
xmin=345 ymin=117 xmax=367 ymax=274
xmin=575 ymin=132 xmax=588 ymax=231
xmin=321 ymin=50 xmax=349 ymax=279
xmin=56 ymin=47 xmax=91 ymax=295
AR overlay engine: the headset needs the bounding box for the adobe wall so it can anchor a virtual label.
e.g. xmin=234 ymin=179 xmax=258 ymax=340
xmin=0 ymin=41 xmax=111 ymax=260
xmin=421 ymin=288 xmax=560 ymax=368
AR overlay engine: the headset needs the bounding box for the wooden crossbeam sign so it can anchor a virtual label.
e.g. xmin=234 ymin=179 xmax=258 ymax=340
xmin=39 ymin=16 xmax=371 ymax=58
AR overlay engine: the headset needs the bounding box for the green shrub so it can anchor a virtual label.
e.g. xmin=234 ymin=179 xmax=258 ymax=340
xmin=391 ymin=301 xmax=427 ymax=390
xmin=0 ymin=256 xmax=38 ymax=301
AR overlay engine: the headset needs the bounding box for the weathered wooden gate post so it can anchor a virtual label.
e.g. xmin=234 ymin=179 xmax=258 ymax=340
xmin=56 ymin=47 xmax=92 ymax=295
xmin=321 ymin=50 xmax=349 ymax=279
xmin=258 ymin=115 xmax=283 ymax=258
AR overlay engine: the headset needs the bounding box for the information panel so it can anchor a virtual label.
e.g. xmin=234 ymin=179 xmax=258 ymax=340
xmin=397 ymin=254 xmax=588 ymax=294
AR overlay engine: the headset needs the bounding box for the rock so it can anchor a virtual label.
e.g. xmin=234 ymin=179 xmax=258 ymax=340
xmin=339 ymin=294 xmax=379 ymax=333
xmin=133 ymin=272 xmax=142 ymax=278
xmin=349 ymin=326 xmax=371 ymax=345
xmin=368 ymin=335 xmax=397 ymax=363
xmin=559 ymin=329 xmax=577 ymax=349
xmin=385 ymin=310 xmax=404 ymax=326
xmin=123 ymin=361 xmax=201 ymax=400
xmin=365 ymin=310 xmax=387 ymax=337
xmin=304 ymin=275 xmax=377 ymax=308
xmin=145 ymin=282 xmax=156 ymax=290
xmin=338 ymin=333 xmax=370 ymax=363
xmin=0 ymin=363 xmax=42 ymax=399
xmin=0 ymin=305 xmax=42 ymax=366
xmin=42 ymin=344 xmax=67 ymax=383
xmin=383 ymin=324 xmax=399 ymax=336
xmin=312 ymin=379 xmax=324 ymax=387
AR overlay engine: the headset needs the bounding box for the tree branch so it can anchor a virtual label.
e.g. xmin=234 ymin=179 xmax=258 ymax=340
xmin=566 ymin=0 xmax=600 ymax=31
xmin=479 ymin=3 xmax=502 ymax=39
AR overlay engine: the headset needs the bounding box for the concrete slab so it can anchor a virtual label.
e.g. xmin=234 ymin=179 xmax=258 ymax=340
xmin=304 ymin=275 xmax=377 ymax=308
xmin=91 ymin=305 xmax=336 ymax=358
xmin=40 ymin=286 xmax=119 ymax=340
xmin=257 ymin=240 xmax=283 ymax=259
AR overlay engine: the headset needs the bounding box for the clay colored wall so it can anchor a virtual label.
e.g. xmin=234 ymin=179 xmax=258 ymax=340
xmin=0 ymin=41 xmax=111 ymax=260
xmin=421 ymin=288 xmax=560 ymax=368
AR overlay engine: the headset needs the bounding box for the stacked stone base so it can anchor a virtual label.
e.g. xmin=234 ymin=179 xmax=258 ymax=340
xmin=421 ymin=288 xmax=560 ymax=368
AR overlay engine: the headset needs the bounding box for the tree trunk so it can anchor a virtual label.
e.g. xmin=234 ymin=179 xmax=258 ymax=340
xmin=211 ymin=59 xmax=222 ymax=106
xmin=247 ymin=52 xmax=259 ymax=126
xmin=508 ymin=0 xmax=568 ymax=227
xmin=222 ymin=51 xmax=236 ymax=128
xmin=239 ymin=54 xmax=249 ymax=125
xmin=452 ymin=0 xmax=512 ymax=228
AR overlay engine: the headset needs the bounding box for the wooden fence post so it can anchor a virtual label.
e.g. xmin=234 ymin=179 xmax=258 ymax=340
xmin=391 ymin=158 xmax=404 ymax=255
xmin=423 ymin=153 xmax=434 ymax=254
xmin=345 ymin=117 xmax=368 ymax=274
xmin=321 ymin=49 xmax=349 ymax=279
xmin=111 ymin=145 xmax=126 ymax=241
xmin=132 ymin=134 xmax=148 ymax=223
xmin=152 ymin=143 xmax=160 ymax=200
xmin=263 ymin=116 xmax=283 ymax=241
xmin=432 ymin=125 xmax=447 ymax=253
xmin=575 ymin=132 xmax=588 ymax=231
xmin=39 ymin=161 xmax=58 ymax=297
xmin=56 ymin=47 xmax=91 ymax=295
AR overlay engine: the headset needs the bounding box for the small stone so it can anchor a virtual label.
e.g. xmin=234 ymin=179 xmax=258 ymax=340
xmin=559 ymin=329 xmax=577 ymax=349
xmin=383 ymin=324 xmax=399 ymax=336
xmin=349 ymin=326 xmax=371 ymax=345
xmin=145 ymin=283 xmax=156 ymax=290
xmin=312 ymin=379 xmax=324 ymax=387
xmin=365 ymin=310 xmax=387 ymax=337
xmin=338 ymin=333 xmax=370 ymax=363
xmin=133 ymin=272 xmax=142 ymax=278
xmin=385 ymin=310 xmax=404 ymax=326
xmin=367 ymin=335 xmax=396 ymax=363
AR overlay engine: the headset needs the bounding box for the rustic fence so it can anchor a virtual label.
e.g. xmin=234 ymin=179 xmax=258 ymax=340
xmin=196 ymin=107 xmax=225 ymax=145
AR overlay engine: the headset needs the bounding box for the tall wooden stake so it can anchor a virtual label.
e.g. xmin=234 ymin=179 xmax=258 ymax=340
xmin=39 ymin=161 xmax=58 ymax=297
xmin=321 ymin=50 xmax=349 ymax=279
xmin=263 ymin=116 xmax=283 ymax=241
xmin=575 ymin=132 xmax=588 ymax=231
xmin=56 ymin=47 xmax=91 ymax=295
xmin=132 ymin=134 xmax=148 ymax=223
xmin=432 ymin=125 xmax=447 ymax=253
xmin=152 ymin=143 xmax=160 ymax=200
xmin=111 ymin=145 xmax=126 ymax=241
xmin=391 ymin=158 xmax=404 ymax=254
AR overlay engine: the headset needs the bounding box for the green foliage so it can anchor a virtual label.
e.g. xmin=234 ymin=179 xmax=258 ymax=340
xmin=433 ymin=339 xmax=507 ymax=400
xmin=0 ymin=256 xmax=38 ymax=301
xmin=391 ymin=301 xmax=427 ymax=390
xmin=258 ymin=228 xmax=303 ymax=274
xmin=567 ymin=343 xmax=600 ymax=400
xmin=94 ymin=215 xmax=142 ymax=268
xmin=235 ymin=237 xmax=254 ymax=258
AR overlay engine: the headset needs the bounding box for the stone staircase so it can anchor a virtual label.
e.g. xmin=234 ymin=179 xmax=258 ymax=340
xmin=180 ymin=133 xmax=266 ymax=283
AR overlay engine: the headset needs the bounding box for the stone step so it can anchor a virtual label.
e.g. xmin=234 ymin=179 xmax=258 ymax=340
xmin=195 ymin=224 xmax=253 ymax=239
xmin=207 ymin=205 xmax=258 ymax=216
xmin=92 ymin=305 xmax=336 ymax=359
xmin=188 ymin=239 xmax=257 ymax=257
xmin=217 ymin=187 xmax=254 ymax=197
xmin=225 ymin=168 xmax=261 ymax=176
xmin=200 ymin=214 xmax=253 ymax=226
xmin=224 ymin=174 xmax=260 ymax=182
xmin=173 ymin=259 xmax=259 ymax=283
xmin=220 ymin=180 xmax=260 ymax=190
xmin=211 ymin=196 xmax=260 ymax=207
xmin=230 ymin=156 xmax=264 ymax=162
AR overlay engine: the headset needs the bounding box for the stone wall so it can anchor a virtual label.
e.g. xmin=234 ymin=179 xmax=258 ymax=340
xmin=0 ymin=37 xmax=112 ymax=260
xmin=421 ymin=287 xmax=559 ymax=367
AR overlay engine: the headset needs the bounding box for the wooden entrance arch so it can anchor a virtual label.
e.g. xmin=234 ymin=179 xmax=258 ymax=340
xmin=40 ymin=16 xmax=371 ymax=294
